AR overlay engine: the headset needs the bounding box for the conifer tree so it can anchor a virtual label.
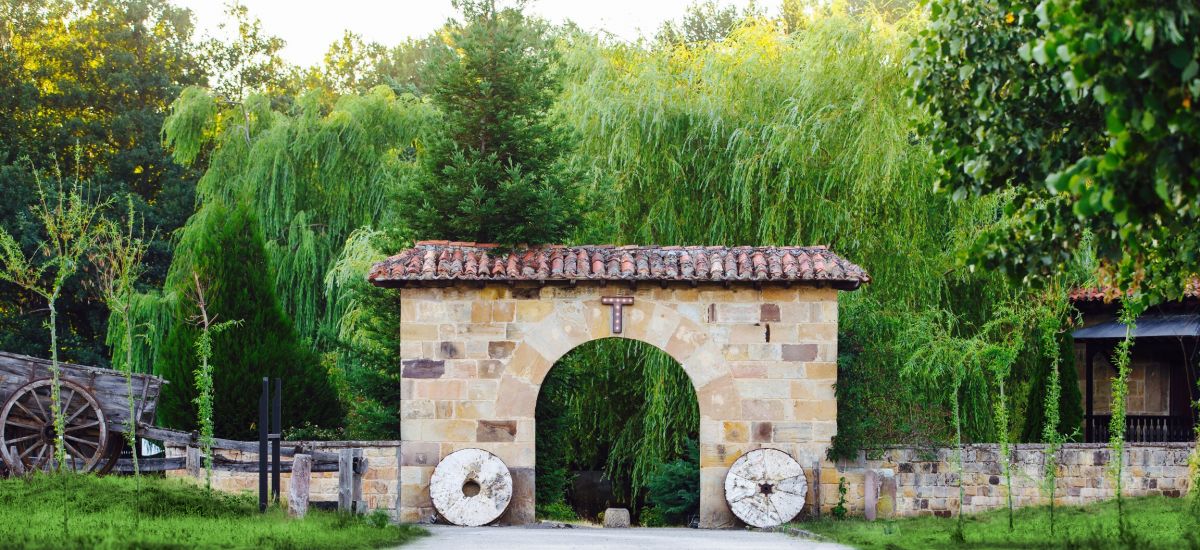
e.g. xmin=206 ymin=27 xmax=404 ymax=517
xmin=403 ymin=0 xmax=579 ymax=244
xmin=155 ymin=203 xmax=342 ymax=439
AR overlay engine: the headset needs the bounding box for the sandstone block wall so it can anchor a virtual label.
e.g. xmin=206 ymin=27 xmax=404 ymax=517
xmin=397 ymin=283 xmax=841 ymax=527
xmin=826 ymin=443 xmax=1193 ymax=517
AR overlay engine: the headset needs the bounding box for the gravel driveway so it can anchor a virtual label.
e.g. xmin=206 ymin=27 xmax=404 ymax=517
xmin=401 ymin=525 xmax=851 ymax=549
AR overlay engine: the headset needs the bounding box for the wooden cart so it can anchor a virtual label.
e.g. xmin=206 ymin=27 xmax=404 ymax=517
xmin=0 ymin=351 xmax=165 ymax=474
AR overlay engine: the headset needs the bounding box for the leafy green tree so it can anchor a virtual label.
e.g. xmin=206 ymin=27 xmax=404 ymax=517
xmin=198 ymin=2 xmax=289 ymax=102
xmin=559 ymin=5 xmax=1059 ymax=459
xmin=656 ymin=0 xmax=743 ymax=45
xmin=322 ymin=228 xmax=410 ymax=439
xmin=151 ymin=74 xmax=434 ymax=440
xmin=403 ymin=0 xmax=580 ymax=244
xmin=911 ymin=0 xmax=1199 ymax=301
xmin=1032 ymin=1 xmax=1200 ymax=300
xmin=913 ymin=2 xmax=1199 ymax=532
xmin=0 ymin=0 xmax=206 ymax=366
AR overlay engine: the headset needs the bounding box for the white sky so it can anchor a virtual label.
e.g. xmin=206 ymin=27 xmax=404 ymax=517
xmin=175 ymin=0 xmax=777 ymax=68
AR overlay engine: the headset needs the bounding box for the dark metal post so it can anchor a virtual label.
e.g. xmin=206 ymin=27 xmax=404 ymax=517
xmin=272 ymin=378 xmax=281 ymax=503
xmin=259 ymin=377 xmax=268 ymax=512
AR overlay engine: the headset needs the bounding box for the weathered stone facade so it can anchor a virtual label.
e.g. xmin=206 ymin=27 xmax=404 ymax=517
xmin=395 ymin=283 xmax=842 ymax=527
xmin=828 ymin=443 xmax=1193 ymax=517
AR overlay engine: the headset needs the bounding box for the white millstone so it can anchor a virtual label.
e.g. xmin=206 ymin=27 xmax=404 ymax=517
xmin=430 ymin=448 xmax=513 ymax=526
xmin=724 ymin=448 xmax=807 ymax=528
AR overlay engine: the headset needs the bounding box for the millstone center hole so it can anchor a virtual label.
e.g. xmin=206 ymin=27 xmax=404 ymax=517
xmin=759 ymin=483 xmax=774 ymax=495
xmin=462 ymin=479 xmax=482 ymax=497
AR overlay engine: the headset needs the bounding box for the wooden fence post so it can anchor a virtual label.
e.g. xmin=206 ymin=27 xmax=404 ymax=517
xmin=353 ymin=449 xmax=367 ymax=513
xmin=186 ymin=446 xmax=200 ymax=478
xmin=8 ymin=447 xmax=24 ymax=476
xmin=338 ymin=448 xmax=353 ymax=513
xmin=288 ymin=454 xmax=312 ymax=519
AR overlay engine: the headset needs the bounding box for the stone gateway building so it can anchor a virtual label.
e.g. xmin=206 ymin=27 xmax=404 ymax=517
xmin=368 ymin=241 xmax=870 ymax=527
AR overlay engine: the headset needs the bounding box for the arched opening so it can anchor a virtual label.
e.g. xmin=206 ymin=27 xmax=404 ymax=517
xmin=535 ymin=337 xmax=700 ymax=526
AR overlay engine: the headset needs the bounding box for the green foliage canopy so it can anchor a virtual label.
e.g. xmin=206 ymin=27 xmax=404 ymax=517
xmin=556 ymin=9 xmax=1051 ymax=454
xmin=0 ymin=0 xmax=206 ymax=365
xmin=911 ymin=0 xmax=1200 ymax=300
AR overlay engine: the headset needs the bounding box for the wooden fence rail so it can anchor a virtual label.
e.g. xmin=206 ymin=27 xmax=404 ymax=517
xmin=114 ymin=426 xmax=366 ymax=515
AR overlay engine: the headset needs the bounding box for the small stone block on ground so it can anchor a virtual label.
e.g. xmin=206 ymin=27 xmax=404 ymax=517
xmin=603 ymin=508 xmax=630 ymax=528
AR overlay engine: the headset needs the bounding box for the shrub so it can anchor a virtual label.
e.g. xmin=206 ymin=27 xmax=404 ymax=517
xmin=639 ymin=506 xmax=668 ymax=527
xmin=644 ymin=439 xmax=699 ymax=525
xmin=535 ymin=502 xmax=578 ymax=522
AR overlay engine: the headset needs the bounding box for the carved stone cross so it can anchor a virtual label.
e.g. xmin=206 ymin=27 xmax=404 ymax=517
xmin=600 ymin=296 xmax=634 ymax=334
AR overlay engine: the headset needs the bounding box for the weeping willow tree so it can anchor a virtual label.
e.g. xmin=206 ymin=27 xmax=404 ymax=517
xmin=119 ymin=85 xmax=437 ymax=434
xmin=536 ymin=339 xmax=698 ymax=514
xmin=553 ymin=6 xmax=1047 ymax=460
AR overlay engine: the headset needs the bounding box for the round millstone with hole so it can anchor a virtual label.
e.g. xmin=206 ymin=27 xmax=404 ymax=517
xmin=430 ymin=448 xmax=513 ymax=526
xmin=724 ymin=448 xmax=808 ymax=528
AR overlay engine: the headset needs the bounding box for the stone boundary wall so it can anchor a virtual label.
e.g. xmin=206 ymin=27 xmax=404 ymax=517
xmin=164 ymin=441 xmax=402 ymax=516
xmin=826 ymin=443 xmax=1194 ymax=518
xmin=165 ymin=441 xmax=1194 ymax=523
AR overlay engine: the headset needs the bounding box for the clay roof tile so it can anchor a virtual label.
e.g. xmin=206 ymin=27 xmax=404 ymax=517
xmin=369 ymin=243 xmax=869 ymax=289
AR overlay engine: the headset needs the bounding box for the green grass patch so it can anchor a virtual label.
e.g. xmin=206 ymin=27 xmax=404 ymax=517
xmin=0 ymin=473 xmax=426 ymax=549
xmin=798 ymin=496 xmax=1199 ymax=549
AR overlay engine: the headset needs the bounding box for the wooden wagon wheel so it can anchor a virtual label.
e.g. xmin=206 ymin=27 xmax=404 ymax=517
xmin=0 ymin=379 xmax=108 ymax=473
xmin=724 ymin=448 xmax=808 ymax=528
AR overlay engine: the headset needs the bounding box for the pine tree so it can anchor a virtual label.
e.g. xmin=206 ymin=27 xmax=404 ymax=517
xmin=403 ymin=0 xmax=579 ymax=245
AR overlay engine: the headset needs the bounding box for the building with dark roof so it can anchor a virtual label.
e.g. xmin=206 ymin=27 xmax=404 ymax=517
xmin=1070 ymin=283 xmax=1199 ymax=442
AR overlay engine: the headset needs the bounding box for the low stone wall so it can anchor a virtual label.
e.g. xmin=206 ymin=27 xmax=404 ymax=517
xmin=822 ymin=443 xmax=1194 ymax=518
xmin=164 ymin=441 xmax=402 ymax=516
xmin=164 ymin=441 xmax=1194 ymax=523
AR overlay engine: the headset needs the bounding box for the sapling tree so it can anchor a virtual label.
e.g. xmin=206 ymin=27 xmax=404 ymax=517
xmin=1192 ymin=387 xmax=1200 ymax=518
xmin=1108 ymin=299 xmax=1144 ymax=540
xmin=1037 ymin=309 xmax=1067 ymax=535
xmin=902 ymin=310 xmax=982 ymax=543
xmin=0 ymin=160 xmax=108 ymax=538
xmin=979 ymin=305 xmax=1028 ymax=532
xmin=0 ymin=162 xmax=108 ymax=467
xmin=189 ymin=273 xmax=241 ymax=491
xmin=93 ymin=200 xmax=151 ymax=527
xmin=982 ymin=341 xmax=1017 ymax=531
xmin=94 ymin=201 xmax=151 ymax=475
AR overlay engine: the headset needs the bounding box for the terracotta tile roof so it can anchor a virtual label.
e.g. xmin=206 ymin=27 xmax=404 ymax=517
xmin=1069 ymin=279 xmax=1200 ymax=302
xmin=368 ymin=241 xmax=870 ymax=289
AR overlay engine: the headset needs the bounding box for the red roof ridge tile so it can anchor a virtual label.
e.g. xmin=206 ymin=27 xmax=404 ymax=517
xmin=370 ymin=243 xmax=869 ymax=289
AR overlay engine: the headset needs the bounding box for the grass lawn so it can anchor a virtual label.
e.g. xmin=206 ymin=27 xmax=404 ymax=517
xmin=0 ymin=473 xmax=426 ymax=549
xmin=799 ymin=496 xmax=1198 ymax=549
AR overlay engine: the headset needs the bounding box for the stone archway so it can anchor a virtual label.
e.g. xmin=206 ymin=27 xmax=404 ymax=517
xmin=369 ymin=242 xmax=868 ymax=527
